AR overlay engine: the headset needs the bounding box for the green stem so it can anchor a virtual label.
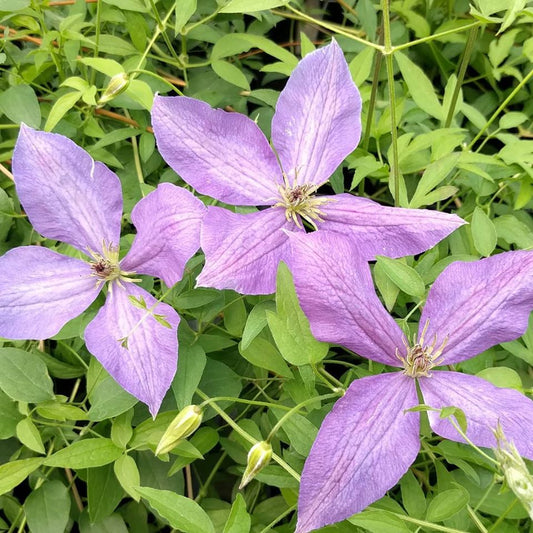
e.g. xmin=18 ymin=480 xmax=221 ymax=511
xmin=362 ymin=19 xmax=384 ymax=153
xmin=196 ymin=390 xmax=301 ymax=482
xmin=392 ymin=513 xmax=470 ymax=532
xmin=447 ymin=417 xmax=498 ymax=466
xmin=382 ymin=0 xmax=400 ymax=206
xmin=283 ymin=6 xmax=382 ymax=51
xmin=90 ymin=0 xmax=102 ymax=86
xmin=194 ymin=451 xmax=227 ymax=502
xmin=182 ymin=7 xmax=223 ymax=35
xmin=486 ymin=499 xmax=518 ymax=532
xmin=466 ymin=505 xmax=488 ymax=533
xmin=148 ymin=0 xmax=181 ymax=64
xmin=468 ymin=67 xmax=533 ymax=150
xmin=259 ymin=504 xmax=297 ymax=533
xmin=444 ymin=26 xmax=478 ymax=128
xmin=266 ymin=392 xmax=340 ymax=442
xmin=393 ymin=21 xmax=482 ymax=52
xmin=199 ymin=396 xmax=292 ymax=412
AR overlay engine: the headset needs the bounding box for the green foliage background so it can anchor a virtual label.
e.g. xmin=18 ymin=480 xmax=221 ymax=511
xmin=0 ymin=0 xmax=532 ymax=531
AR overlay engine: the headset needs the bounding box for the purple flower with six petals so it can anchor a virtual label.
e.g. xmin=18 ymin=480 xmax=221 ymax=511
xmin=0 ymin=126 xmax=206 ymax=416
xmin=152 ymin=41 xmax=465 ymax=295
xmin=288 ymin=231 xmax=533 ymax=532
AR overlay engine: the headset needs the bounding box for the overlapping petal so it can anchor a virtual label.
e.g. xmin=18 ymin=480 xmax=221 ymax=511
xmin=420 ymin=250 xmax=533 ymax=364
xmin=420 ymin=371 xmax=533 ymax=459
xmin=288 ymin=231 xmax=405 ymax=365
xmin=84 ymin=283 xmax=180 ymax=416
xmin=318 ymin=194 xmax=465 ymax=260
xmin=0 ymin=246 xmax=99 ymax=340
xmin=12 ymin=125 xmax=122 ymax=255
xmin=296 ymin=373 xmax=419 ymax=533
xmin=196 ymin=206 xmax=300 ymax=295
xmin=151 ymin=96 xmax=282 ymax=206
xmin=121 ymin=184 xmax=205 ymax=287
xmin=271 ymin=40 xmax=361 ymax=187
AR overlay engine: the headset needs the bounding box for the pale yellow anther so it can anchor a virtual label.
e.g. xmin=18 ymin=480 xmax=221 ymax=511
xmin=396 ymin=319 xmax=448 ymax=378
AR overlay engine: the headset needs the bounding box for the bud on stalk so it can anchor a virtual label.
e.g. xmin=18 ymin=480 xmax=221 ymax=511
xmin=239 ymin=441 xmax=272 ymax=489
xmin=97 ymin=72 xmax=130 ymax=106
xmin=155 ymin=405 xmax=203 ymax=456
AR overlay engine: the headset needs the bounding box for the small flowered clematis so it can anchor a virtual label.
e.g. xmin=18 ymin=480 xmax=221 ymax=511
xmin=0 ymin=125 xmax=206 ymax=416
xmin=151 ymin=41 xmax=465 ymax=295
xmin=287 ymin=231 xmax=533 ymax=533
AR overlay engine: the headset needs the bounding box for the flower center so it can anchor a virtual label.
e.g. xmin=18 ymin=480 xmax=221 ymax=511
xmin=396 ymin=320 xmax=448 ymax=378
xmin=88 ymin=241 xmax=136 ymax=286
xmin=274 ymin=175 xmax=331 ymax=229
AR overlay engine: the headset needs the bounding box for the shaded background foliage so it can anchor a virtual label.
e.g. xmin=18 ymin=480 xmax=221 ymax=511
xmin=0 ymin=0 xmax=532 ymax=531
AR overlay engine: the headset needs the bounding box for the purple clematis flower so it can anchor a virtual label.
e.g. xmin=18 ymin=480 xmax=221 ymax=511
xmin=151 ymin=41 xmax=465 ymax=295
xmin=288 ymin=231 xmax=533 ymax=533
xmin=0 ymin=125 xmax=206 ymax=416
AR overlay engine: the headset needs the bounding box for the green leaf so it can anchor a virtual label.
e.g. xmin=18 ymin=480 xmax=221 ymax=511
xmin=501 ymin=339 xmax=533 ymax=365
xmin=241 ymin=301 xmax=276 ymax=349
xmin=349 ymin=47 xmax=375 ymax=87
xmin=16 ymin=418 xmax=45 ymax=454
xmin=400 ymin=470 xmax=426 ymax=518
xmin=471 ymin=207 xmax=497 ymax=257
xmin=88 ymin=464 xmax=124 ymax=523
xmin=175 ymin=0 xmax=196 ymax=34
xmin=111 ymin=409 xmax=134 ymax=449
xmin=211 ymin=60 xmax=250 ymax=90
xmin=409 ymin=152 xmax=459 ymax=208
xmin=79 ymin=57 xmax=125 ymax=77
xmin=219 ymin=0 xmax=288 ymax=13
xmin=395 ymin=51 xmax=443 ymax=121
xmin=348 ymin=509 xmax=411 ymax=532
xmin=0 ymin=348 xmax=54 ymax=403
xmin=36 ymin=400 xmax=88 ymax=421
xmin=211 ymin=33 xmax=297 ymax=68
xmin=267 ymin=262 xmax=329 ymax=366
xmin=0 ymin=458 xmax=43 ymax=496
xmin=239 ymin=336 xmax=293 ymax=378
xmin=476 ymin=367 xmax=522 ymax=390
xmin=45 ymin=91 xmax=81 ymax=132
xmin=172 ymin=342 xmax=206 ymax=410
xmin=114 ymin=453 xmax=140 ymax=501
xmin=0 ymin=84 xmax=41 ymax=128
xmin=24 ymin=481 xmax=71 ymax=533
xmin=137 ymin=486 xmax=215 ymax=533
xmin=224 ymin=296 xmax=247 ymax=336
xmin=373 ymin=259 xmax=400 ymax=311
xmin=44 ymin=438 xmax=122 ymax=468
xmin=88 ymin=375 xmax=137 ymax=421
xmin=425 ymin=487 xmax=469 ymax=522
xmin=223 ymin=493 xmax=251 ymax=533
xmin=375 ymin=257 xmax=425 ymax=297
xmin=0 ymin=390 xmax=23 ymax=439
xmin=273 ymin=410 xmax=317 ymax=456
xmin=103 ymin=0 xmax=148 ymax=12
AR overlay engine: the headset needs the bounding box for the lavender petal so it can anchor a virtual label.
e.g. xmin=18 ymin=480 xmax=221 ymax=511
xmin=420 ymin=250 xmax=533 ymax=365
xmin=297 ymin=373 xmax=419 ymax=533
xmin=151 ymin=96 xmax=282 ymax=205
xmin=318 ymin=193 xmax=465 ymax=260
xmin=420 ymin=371 xmax=533 ymax=459
xmin=287 ymin=231 xmax=405 ymax=366
xmin=12 ymin=125 xmax=122 ymax=255
xmin=196 ymin=206 xmax=301 ymax=295
xmin=121 ymin=184 xmax=205 ymax=287
xmin=84 ymin=283 xmax=180 ymax=416
xmin=0 ymin=246 xmax=99 ymax=339
xmin=272 ymin=41 xmax=362 ymax=188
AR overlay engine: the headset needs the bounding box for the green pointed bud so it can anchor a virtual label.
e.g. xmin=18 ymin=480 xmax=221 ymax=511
xmin=239 ymin=441 xmax=272 ymax=489
xmin=155 ymin=405 xmax=203 ymax=456
xmin=98 ymin=72 xmax=130 ymax=105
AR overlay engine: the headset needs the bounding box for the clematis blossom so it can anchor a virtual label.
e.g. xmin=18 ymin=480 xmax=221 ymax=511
xmin=0 ymin=126 xmax=206 ymax=416
xmin=287 ymin=231 xmax=533 ymax=533
xmin=151 ymin=40 xmax=465 ymax=295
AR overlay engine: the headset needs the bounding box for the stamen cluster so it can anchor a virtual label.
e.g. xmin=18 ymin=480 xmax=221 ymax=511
xmin=396 ymin=320 xmax=448 ymax=378
xmin=89 ymin=241 xmax=135 ymax=286
xmin=274 ymin=174 xmax=330 ymax=229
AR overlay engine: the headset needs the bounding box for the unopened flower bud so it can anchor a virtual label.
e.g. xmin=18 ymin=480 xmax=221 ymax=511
xmin=155 ymin=405 xmax=203 ymax=456
xmin=494 ymin=424 xmax=533 ymax=519
xmin=98 ymin=72 xmax=130 ymax=106
xmin=239 ymin=441 xmax=272 ymax=489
